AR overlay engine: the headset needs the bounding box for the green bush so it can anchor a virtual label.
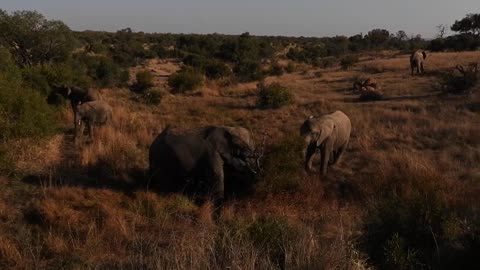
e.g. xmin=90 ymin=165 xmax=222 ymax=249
xmin=134 ymin=70 xmax=155 ymax=92
xmin=340 ymin=55 xmax=359 ymax=70
xmin=0 ymin=73 xmax=56 ymax=141
xmin=168 ymin=68 xmax=204 ymax=93
xmin=285 ymin=62 xmax=296 ymax=73
xmin=257 ymin=135 xmax=304 ymax=194
xmin=141 ymin=89 xmax=163 ymax=105
xmin=234 ymin=60 xmax=265 ymax=82
xmin=257 ymin=82 xmax=293 ymax=109
xmin=441 ymin=64 xmax=479 ymax=95
xmin=269 ymin=63 xmax=284 ymax=76
xmin=205 ymin=61 xmax=232 ymax=80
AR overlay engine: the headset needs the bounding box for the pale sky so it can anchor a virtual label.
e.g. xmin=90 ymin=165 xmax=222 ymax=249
xmin=1 ymin=0 xmax=478 ymax=38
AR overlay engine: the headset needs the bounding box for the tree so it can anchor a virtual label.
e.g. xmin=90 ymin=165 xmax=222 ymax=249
xmin=436 ymin=24 xmax=447 ymax=38
xmin=0 ymin=10 xmax=74 ymax=66
xmin=451 ymin=13 xmax=480 ymax=36
xmin=367 ymin=29 xmax=390 ymax=47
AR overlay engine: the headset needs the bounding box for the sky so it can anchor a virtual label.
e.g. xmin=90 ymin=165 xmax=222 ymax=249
xmin=1 ymin=0 xmax=478 ymax=38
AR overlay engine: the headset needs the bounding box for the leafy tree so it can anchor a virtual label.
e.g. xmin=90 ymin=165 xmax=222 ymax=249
xmin=451 ymin=13 xmax=480 ymax=36
xmin=367 ymin=29 xmax=390 ymax=47
xmin=0 ymin=10 xmax=74 ymax=66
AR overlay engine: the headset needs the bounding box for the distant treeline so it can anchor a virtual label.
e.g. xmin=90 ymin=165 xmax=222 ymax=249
xmin=0 ymin=9 xmax=479 ymax=142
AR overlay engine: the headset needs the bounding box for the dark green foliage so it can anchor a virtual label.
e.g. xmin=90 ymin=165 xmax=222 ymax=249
xmin=451 ymin=13 xmax=480 ymax=36
xmin=168 ymin=68 xmax=204 ymax=93
xmin=183 ymin=54 xmax=209 ymax=70
xmin=269 ymin=63 xmax=284 ymax=76
xmin=204 ymin=61 xmax=231 ymax=80
xmin=134 ymin=70 xmax=155 ymax=92
xmin=140 ymin=89 xmax=163 ymax=105
xmin=257 ymin=135 xmax=303 ymax=194
xmin=340 ymin=55 xmax=359 ymax=70
xmin=367 ymin=29 xmax=390 ymax=47
xmin=234 ymin=60 xmax=264 ymax=82
xmin=0 ymin=73 xmax=56 ymax=141
xmin=0 ymin=10 xmax=75 ymax=66
xmin=285 ymin=62 xmax=296 ymax=73
xmin=257 ymin=82 xmax=293 ymax=109
xmin=441 ymin=65 xmax=479 ymax=95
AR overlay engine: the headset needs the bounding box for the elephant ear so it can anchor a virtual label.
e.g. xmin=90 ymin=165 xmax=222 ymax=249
xmin=204 ymin=127 xmax=232 ymax=159
xmin=315 ymin=120 xmax=334 ymax=147
xmin=422 ymin=51 xmax=427 ymax=59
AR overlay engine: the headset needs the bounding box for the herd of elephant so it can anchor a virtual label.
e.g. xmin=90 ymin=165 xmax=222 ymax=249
xmin=55 ymin=50 xmax=425 ymax=208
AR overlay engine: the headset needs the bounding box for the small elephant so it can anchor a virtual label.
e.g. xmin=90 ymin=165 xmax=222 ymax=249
xmin=74 ymin=100 xmax=112 ymax=143
xmin=54 ymin=85 xmax=102 ymax=127
xmin=300 ymin=111 xmax=351 ymax=175
xmin=148 ymin=126 xmax=258 ymax=210
xmin=410 ymin=51 xmax=427 ymax=76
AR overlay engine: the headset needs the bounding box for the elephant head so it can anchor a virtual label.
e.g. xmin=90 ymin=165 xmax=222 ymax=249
xmin=204 ymin=126 xmax=258 ymax=174
xmin=300 ymin=116 xmax=336 ymax=172
xmin=53 ymin=84 xmax=72 ymax=98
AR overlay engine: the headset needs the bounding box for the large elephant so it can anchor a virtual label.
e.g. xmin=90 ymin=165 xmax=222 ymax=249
xmin=410 ymin=51 xmax=427 ymax=76
xmin=148 ymin=126 xmax=258 ymax=209
xmin=74 ymin=100 xmax=112 ymax=143
xmin=300 ymin=111 xmax=351 ymax=175
xmin=55 ymin=85 xmax=102 ymax=127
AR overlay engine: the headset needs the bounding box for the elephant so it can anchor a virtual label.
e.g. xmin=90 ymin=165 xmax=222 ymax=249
xmin=54 ymin=85 xmax=102 ymax=127
xmin=410 ymin=51 xmax=427 ymax=76
xmin=74 ymin=100 xmax=112 ymax=143
xmin=148 ymin=126 xmax=258 ymax=210
xmin=300 ymin=111 xmax=351 ymax=176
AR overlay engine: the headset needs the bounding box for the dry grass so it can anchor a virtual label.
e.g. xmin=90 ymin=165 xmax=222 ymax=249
xmin=1 ymin=51 xmax=479 ymax=269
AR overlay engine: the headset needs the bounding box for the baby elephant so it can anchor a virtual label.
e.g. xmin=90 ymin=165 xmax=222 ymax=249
xmin=300 ymin=111 xmax=351 ymax=176
xmin=74 ymin=100 xmax=113 ymax=143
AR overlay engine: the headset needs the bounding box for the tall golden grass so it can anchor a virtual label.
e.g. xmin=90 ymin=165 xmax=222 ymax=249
xmin=1 ymin=51 xmax=479 ymax=269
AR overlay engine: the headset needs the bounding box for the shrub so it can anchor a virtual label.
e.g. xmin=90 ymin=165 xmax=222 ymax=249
xmin=234 ymin=60 xmax=265 ymax=82
xmin=285 ymin=62 xmax=296 ymax=73
xmin=0 ymin=73 xmax=56 ymax=141
xmin=205 ymin=61 xmax=232 ymax=80
xmin=340 ymin=55 xmax=359 ymax=70
xmin=257 ymin=82 xmax=293 ymax=109
xmin=256 ymin=135 xmax=304 ymax=194
xmin=168 ymin=68 xmax=204 ymax=93
xmin=269 ymin=63 xmax=284 ymax=76
xmin=134 ymin=70 xmax=155 ymax=92
xmin=183 ymin=54 xmax=210 ymax=70
xmin=362 ymin=154 xmax=479 ymax=270
xmin=141 ymin=89 xmax=163 ymax=105
xmin=440 ymin=64 xmax=479 ymax=95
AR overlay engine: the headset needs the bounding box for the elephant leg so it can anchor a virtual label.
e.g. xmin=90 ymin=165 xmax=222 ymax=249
xmin=87 ymin=122 xmax=94 ymax=141
xmin=304 ymin=144 xmax=316 ymax=172
xmin=208 ymin=152 xmax=225 ymax=217
xmin=420 ymin=62 xmax=424 ymax=74
xmin=331 ymin=141 xmax=348 ymax=165
xmin=71 ymin=103 xmax=77 ymax=128
xmin=411 ymin=64 xmax=414 ymax=76
xmin=75 ymin=122 xmax=85 ymax=144
xmin=320 ymin=146 xmax=330 ymax=176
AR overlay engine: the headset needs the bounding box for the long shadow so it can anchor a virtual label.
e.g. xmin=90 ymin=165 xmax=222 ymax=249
xmin=341 ymin=92 xmax=442 ymax=103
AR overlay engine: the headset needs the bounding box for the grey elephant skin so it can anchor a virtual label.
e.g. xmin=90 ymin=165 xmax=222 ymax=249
xmin=55 ymin=85 xmax=102 ymax=127
xmin=300 ymin=111 xmax=351 ymax=175
xmin=148 ymin=126 xmax=257 ymax=208
xmin=74 ymin=100 xmax=113 ymax=142
xmin=410 ymin=51 xmax=427 ymax=76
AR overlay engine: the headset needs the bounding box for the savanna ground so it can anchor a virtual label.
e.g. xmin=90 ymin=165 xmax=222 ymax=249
xmin=1 ymin=51 xmax=479 ymax=269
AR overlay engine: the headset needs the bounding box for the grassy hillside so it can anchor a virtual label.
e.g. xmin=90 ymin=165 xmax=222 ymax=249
xmin=0 ymin=49 xmax=479 ymax=269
